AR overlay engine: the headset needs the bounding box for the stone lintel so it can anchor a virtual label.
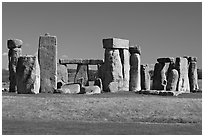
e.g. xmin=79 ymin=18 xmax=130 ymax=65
xmin=7 ymin=39 xmax=23 ymax=49
xmin=59 ymin=59 xmax=104 ymax=65
xmin=157 ymin=57 xmax=174 ymax=63
xmin=103 ymin=38 xmax=129 ymax=49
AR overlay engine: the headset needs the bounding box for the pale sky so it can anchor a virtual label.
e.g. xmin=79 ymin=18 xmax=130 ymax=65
xmin=2 ymin=2 xmax=202 ymax=69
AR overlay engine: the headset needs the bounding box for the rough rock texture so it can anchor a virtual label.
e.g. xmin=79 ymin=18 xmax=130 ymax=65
xmin=38 ymin=34 xmax=57 ymax=93
xmin=16 ymin=56 xmax=40 ymax=94
xmin=57 ymin=64 xmax=68 ymax=84
xmin=74 ymin=64 xmax=89 ymax=86
xmin=60 ymin=83 xmax=80 ymax=94
xmin=175 ymin=57 xmax=190 ymax=92
xmin=8 ymin=48 xmax=22 ymax=92
xmin=94 ymin=78 xmax=103 ymax=91
xmin=120 ymin=49 xmax=130 ymax=91
xmin=138 ymin=90 xmax=182 ymax=96
xmin=129 ymin=52 xmax=141 ymax=91
xmin=7 ymin=39 xmax=23 ymax=49
xmin=129 ymin=45 xmax=141 ymax=55
xmin=141 ymin=64 xmax=150 ymax=90
xmin=188 ymin=59 xmax=199 ymax=92
xmin=103 ymin=49 xmax=123 ymax=92
xmin=152 ymin=63 xmax=167 ymax=90
xmin=157 ymin=57 xmax=174 ymax=63
xmin=80 ymin=86 xmax=101 ymax=94
xmin=103 ymin=38 xmax=129 ymax=49
xmin=59 ymin=59 xmax=104 ymax=65
xmin=166 ymin=69 xmax=179 ymax=91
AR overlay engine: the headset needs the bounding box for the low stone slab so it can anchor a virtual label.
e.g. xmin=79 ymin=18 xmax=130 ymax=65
xmin=59 ymin=59 xmax=104 ymax=65
xmin=137 ymin=90 xmax=182 ymax=96
xmin=7 ymin=39 xmax=23 ymax=49
xmin=157 ymin=57 xmax=174 ymax=63
xmin=80 ymin=86 xmax=101 ymax=94
xmin=103 ymin=38 xmax=129 ymax=49
xmin=60 ymin=83 xmax=80 ymax=94
xmin=129 ymin=45 xmax=141 ymax=55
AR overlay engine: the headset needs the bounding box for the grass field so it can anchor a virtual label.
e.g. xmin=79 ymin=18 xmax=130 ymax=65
xmin=2 ymin=91 xmax=202 ymax=135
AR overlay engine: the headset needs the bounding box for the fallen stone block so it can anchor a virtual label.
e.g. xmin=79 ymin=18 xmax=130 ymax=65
xmin=103 ymin=38 xmax=129 ymax=49
xmin=80 ymin=86 xmax=101 ymax=94
xmin=60 ymin=83 xmax=81 ymax=94
xmin=7 ymin=39 xmax=23 ymax=49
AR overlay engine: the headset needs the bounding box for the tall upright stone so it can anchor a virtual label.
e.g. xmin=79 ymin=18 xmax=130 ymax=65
xmin=38 ymin=33 xmax=57 ymax=93
xmin=16 ymin=55 xmax=40 ymax=94
xmin=188 ymin=57 xmax=199 ymax=92
xmin=166 ymin=69 xmax=179 ymax=91
xmin=175 ymin=57 xmax=190 ymax=92
xmin=152 ymin=62 xmax=167 ymax=90
xmin=7 ymin=39 xmax=23 ymax=92
xmin=141 ymin=64 xmax=150 ymax=90
xmin=129 ymin=45 xmax=141 ymax=92
xmin=74 ymin=64 xmax=89 ymax=86
xmin=102 ymin=38 xmax=129 ymax=92
xmin=57 ymin=63 xmax=68 ymax=85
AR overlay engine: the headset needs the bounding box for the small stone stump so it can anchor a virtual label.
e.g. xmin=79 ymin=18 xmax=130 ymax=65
xmin=38 ymin=33 xmax=57 ymax=93
xmin=7 ymin=39 xmax=23 ymax=92
xmin=129 ymin=45 xmax=141 ymax=92
xmin=16 ymin=55 xmax=40 ymax=94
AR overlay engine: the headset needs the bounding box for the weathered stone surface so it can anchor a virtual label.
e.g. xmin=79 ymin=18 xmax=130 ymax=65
xmin=166 ymin=69 xmax=179 ymax=91
xmin=103 ymin=38 xmax=129 ymax=49
xmin=8 ymin=48 xmax=22 ymax=92
xmin=94 ymin=78 xmax=103 ymax=91
xmin=80 ymin=86 xmax=101 ymax=94
xmin=57 ymin=64 xmax=68 ymax=84
xmin=157 ymin=57 xmax=174 ymax=63
xmin=16 ymin=55 xmax=40 ymax=94
xmin=7 ymin=39 xmax=23 ymax=49
xmin=152 ymin=63 xmax=167 ymax=90
xmin=141 ymin=64 xmax=150 ymax=90
xmin=74 ymin=64 xmax=89 ymax=86
xmin=189 ymin=61 xmax=199 ymax=92
xmin=60 ymin=83 xmax=80 ymax=94
xmin=129 ymin=45 xmax=141 ymax=55
xmin=59 ymin=59 xmax=104 ymax=65
xmin=38 ymin=34 xmax=57 ymax=93
xmin=103 ymin=49 xmax=123 ymax=92
xmin=129 ymin=53 xmax=141 ymax=91
xmin=175 ymin=57 xmax=190 ymax=92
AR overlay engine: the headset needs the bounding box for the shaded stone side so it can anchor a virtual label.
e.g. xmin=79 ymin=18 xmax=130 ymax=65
xmin=74 ymin=64 xmax=89 ymax=86
xmin=129 ymin=53 xmax=141 ymax=91
xmin=175 ymin=57 xmax=190 ymax=92
xmin=8 ymin=48 xmax=22 ymax=92
xmin=166 ymin=69 xmax=179 ymax=91
xmin=152 ymin=63 xmax=167 ymax=90
xmin=188 ymin=59 xmax=199 ymax=92
xmin=16 ymin=56 xmax=40 ymax=94
xmin=141 ymin=64 xmax=150 ymax=90
xmin=38 ymin=34 xmax=57 ymax=93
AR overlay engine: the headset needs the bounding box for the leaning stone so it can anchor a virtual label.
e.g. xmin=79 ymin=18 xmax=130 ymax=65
xmin=57 ymin=64 xmax=68 ymax=84
xmin=74 ymin=64 xmax=89 ymax=86
xmin=81 ymin=86 xmax=101 ymax=94
xmin=129 ymin=53 xmax=141 ymax=91
xmin=175 ymin=57 xmax=190 ymax=92
xmin=60 ymin=83 xmax=80 ymax=94
xmin=166 ymin=69 xmax=179 ymax=91
xmin=157 ymin=57 xmax=174 ymax=63
xmin=103 ymin=38 xmax=129 ymax=49
xmin=7 ymin=39 xmax=23 ymax=49
xmin=16 ymin=55 xmax=40 ymax=94
xmin=8 ymin=48 xmax=22 ymax=92
xmin=103 ymin=49 xmax=123 ymax=92
xmin=141 ymin=64 xmax=150 ymax=90
xmin=94 ymin=78 xmax=103 ymax=91
xmin=38 ymin=34 xmax=57 ymax=93
xmin=129 ymin=45 xmax=141 ymax=55
xmin=152 ymin=63 xmax=167 ymax=90
xmin=189 ymin=61 xmax=199 ymax=92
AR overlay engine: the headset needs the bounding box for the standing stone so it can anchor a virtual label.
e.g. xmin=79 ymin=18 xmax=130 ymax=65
xmin=103 ymin=49 xmax=123 ymax=92
xmin=57 ymin=63 xmax=68 ymax=84
xmin=166 ymin=69 xmax=179 ymax=91
xmin=152 ymin=63 xmax=167 ymax=90
xmin=16 ymin=55 xmax=40 ymax=94
xmin=74 ymin=64 xmax=89 ymax=86
xmin=188 ymin=57 xmax=199 ymax=92
xmin=129 ymin=46 xmax=141 ymax=92
xmin=38 ymin=33 xmax=57 ymax=93
xmin=141 ymin=64 xmax=150 ymax=90
xmin=8 ymin=47 xmax=22 ymax=92
xmin=175 ymin=57 xmax=190 ymax=92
